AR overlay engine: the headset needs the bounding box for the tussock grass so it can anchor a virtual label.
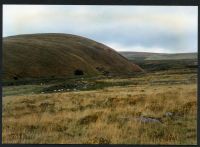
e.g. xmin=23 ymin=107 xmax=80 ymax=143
xmin=3 ymin=84 xmax=197 ymax=144
xmin=2 ymin=70 xmax=197 ymax=144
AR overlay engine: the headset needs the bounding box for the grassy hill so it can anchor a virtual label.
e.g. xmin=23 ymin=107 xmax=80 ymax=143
xmin=120 ymin=52 xmax=197 ymax=61
xmin=3 ymin=33 xmax=143 ymax=81
xmin=119 ymin=51 xmax=197 ymax=72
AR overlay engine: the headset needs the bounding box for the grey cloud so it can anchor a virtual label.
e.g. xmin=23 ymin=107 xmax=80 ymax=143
xmin=3 ymin=5 xmax=198 ymax=53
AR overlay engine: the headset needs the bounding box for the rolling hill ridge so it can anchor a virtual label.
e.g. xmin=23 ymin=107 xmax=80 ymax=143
xmin=120 ymin=51 xmax=197 ymax=61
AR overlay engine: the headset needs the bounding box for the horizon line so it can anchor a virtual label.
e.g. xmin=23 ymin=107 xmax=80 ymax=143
xmin=3 ymin=33 xmax=197 ymax=54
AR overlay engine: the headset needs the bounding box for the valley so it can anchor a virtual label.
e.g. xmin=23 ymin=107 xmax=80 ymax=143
xmin=2 ymin=62 xmax=197 ymax=144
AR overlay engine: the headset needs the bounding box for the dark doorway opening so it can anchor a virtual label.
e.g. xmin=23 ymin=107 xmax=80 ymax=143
xmin=13 ymin=76 xmax=18 ymax=80
xmin=74 ymin=69 xmax=84 ymax=75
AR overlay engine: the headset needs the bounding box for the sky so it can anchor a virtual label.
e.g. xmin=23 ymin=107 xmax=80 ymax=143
xmin=3 ymin=5 xmax=198 ymax=53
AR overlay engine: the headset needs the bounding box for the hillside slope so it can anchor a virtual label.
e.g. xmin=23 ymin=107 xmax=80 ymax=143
xmin=3 ymin=33 xmax=143 ymax=80
xmin=120 ymin=51 xmax=197 ymax=60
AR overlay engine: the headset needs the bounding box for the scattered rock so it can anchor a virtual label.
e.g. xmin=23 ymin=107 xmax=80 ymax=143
xmin=136 ymin=116 xmax=162 ymax=124
xmin=163 ymin=112 xmax=173 ymax=117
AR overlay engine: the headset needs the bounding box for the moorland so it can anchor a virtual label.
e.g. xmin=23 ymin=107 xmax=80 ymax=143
xmin=2 ymin=34 xmax=197 ymax=144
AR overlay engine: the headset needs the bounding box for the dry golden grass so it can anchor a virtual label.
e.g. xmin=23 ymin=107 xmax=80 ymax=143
xmin=2 ymin=70 xmax=197 ymax=144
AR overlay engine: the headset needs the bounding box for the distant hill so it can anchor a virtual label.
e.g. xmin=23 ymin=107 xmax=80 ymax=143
xmin=120 ymin=51 xmax=197 ymax=61
xmin=3 ymin=33 xmax=143 ymax=80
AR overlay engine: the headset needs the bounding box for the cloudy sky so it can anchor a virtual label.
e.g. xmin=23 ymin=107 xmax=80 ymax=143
xmin=3 ymin=5 xmax=198 ymax=53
